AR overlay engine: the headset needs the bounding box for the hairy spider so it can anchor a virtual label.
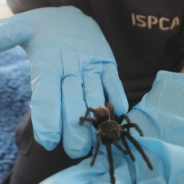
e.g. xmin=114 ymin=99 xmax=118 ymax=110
xmin=79 ymin=102 xmax=153 ymax=184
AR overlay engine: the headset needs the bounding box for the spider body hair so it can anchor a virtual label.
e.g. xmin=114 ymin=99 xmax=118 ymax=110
xmin=93 ymin=106 xmax=110 ymax=122
xmin=79 ymin=102 xmax=153 ymax=184
xmin=99 ymin=121 xmax=122 ymax=142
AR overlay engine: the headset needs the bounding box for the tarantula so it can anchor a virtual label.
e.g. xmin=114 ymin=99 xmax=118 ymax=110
xmin=79 ymin=102 xmax=153 ymax=184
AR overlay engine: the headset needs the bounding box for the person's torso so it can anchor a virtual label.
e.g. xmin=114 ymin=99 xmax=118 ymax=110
xmin=90 ymin=0 xmax=184 ymax=104
xmin=51 ymin=0 xmax=184 ymax=105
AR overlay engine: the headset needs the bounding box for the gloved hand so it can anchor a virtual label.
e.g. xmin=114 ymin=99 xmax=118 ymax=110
xmin=0 ymin=6 xmax=128 ymax=158
xmin=129 ymin=70 xmax=184 ymax=147
xmin=40 ymin=71 xmax=184 ymax=184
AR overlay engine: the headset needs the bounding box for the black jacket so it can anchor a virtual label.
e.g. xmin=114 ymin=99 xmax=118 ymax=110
xmin=7 ymin=0 xmax=184 ymax=106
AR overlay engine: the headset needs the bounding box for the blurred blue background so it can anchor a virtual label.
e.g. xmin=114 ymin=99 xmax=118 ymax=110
xmin=0 ymin=46 xmax=31 ymax=182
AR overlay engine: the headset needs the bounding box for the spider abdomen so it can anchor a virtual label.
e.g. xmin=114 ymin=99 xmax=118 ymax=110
xmin=79 ymin=103 xmax=153 ymax=184
xmin=98 ymin=121 xmax=121 ymax=141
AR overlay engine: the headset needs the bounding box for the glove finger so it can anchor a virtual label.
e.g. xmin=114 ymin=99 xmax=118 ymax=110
xmin=0 ymin=15 xmax=35 ymax=52
xmin=61 ymin=51 xmax=92 ymax=158
xmin=102 ymin=63 xmax=129 ymax=117
xmin=83 ymin=62 xmax=105 ymax=146
xmin=62 ymin=76 xmax=90 ymax=158
xmin=30 ymin=49 xmax=63 ymax=151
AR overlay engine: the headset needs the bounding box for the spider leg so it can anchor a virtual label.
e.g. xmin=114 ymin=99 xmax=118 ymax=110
xmin=124 ymin=132 xmax=153 ymax=171
xmin=81 ymin=107 xmax=107 ymax=125
xmin=113 ymin=141 xmax=128 ymax=155
xmin=79 ymin=117 xmax=99 ymax=129
xmin=106 ymin=102 xmax=115 ymax=120
xmin=106 ymin=141 xmax=115 ymax=184
xmin=84 ymin=108 xmax=96 ymax=118
xmin=85 ymin=108 xmax=105 ymax=119
xmin=118 ymin=114 xmax=131 ymax=124
xmin=118 ymin=114 xmax=132 ymax=132
xmin=122 ymin=123 xmax=143 ymax=136
xmin=121 ymin=135 xmax=135 ymax=161
xmin=91 ymin=133 xmax=101 ymax=166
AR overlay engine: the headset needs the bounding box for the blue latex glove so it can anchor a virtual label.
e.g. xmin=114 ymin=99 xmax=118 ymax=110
xmin=40 ymin=71 xmax=184 ymax=184
xmin=0 ymin=6 xmax=128 ymax=158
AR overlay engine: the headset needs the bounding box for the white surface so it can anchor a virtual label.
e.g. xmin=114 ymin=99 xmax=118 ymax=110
xmin=0 ymin=0 xmax=6 ymax=4
xmin=0 ymin=4 xmax=13 ymax=19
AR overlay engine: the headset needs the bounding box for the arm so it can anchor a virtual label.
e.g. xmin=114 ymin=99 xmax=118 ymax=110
xmin=7 ymin=0 xmax=94 ymax=17
xmin=181 ymin=66 xmax=184 ymax=73
xmin=0 ymin=6 xmax=128 ymax=158
xmin=6 ymin=0 xmax=52 ymax=14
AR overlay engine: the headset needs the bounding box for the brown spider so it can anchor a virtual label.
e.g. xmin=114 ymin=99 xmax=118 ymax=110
xmin=79 ymin=102 xmax=153 ymax=184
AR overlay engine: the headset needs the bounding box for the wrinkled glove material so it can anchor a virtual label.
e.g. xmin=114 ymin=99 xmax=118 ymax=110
xmin=0 ymin=6 xmax=128 ymax=158
xmin=40 ymin=71 xmax=184 ymax=184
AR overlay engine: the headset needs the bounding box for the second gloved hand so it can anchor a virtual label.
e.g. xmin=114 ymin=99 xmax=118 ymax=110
xmin=40 ymin=71 xmax=184 ymax=184
xmin=0 ymin=6 xmax=128 ymax=158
